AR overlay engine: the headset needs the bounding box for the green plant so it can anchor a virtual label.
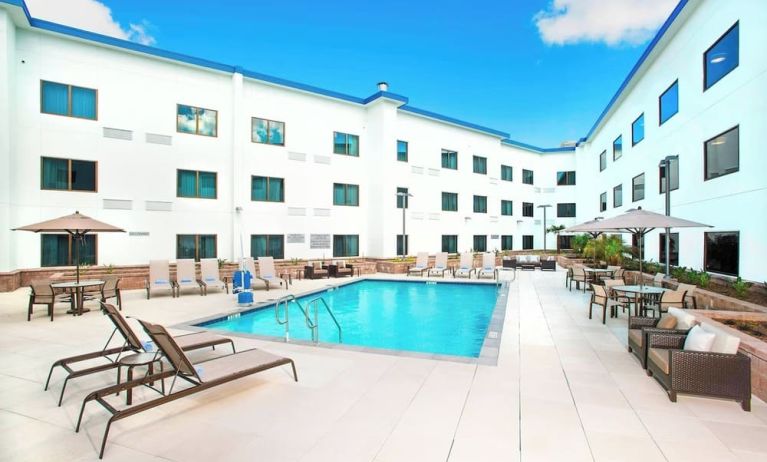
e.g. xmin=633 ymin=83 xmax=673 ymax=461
xmin=104 ymin=264 xmax=114 ymax=274
xmin=572 ymin=234 xmax=592 ymax=255
xmin=732 ymin=277 xmax=752 ymax=299
xmin=217 ymin=258 xmax=228 ymax=269
xmin=699 ymin=272 xmax=710 ymax=288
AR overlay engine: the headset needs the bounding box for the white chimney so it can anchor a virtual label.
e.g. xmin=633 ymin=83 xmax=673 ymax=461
xmin=377 ymin=81 xmax=389 ymax=92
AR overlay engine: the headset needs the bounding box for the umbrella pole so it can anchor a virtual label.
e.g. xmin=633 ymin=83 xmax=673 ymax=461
xmin=639 ymin=233 xmax=643 ymax=289
xmin=75 ymin=234 xmax=81 ymax=284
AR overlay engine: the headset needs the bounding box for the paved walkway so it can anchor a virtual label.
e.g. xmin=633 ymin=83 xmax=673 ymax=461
xmin=1 ymin=270 xmax=766 ymax=461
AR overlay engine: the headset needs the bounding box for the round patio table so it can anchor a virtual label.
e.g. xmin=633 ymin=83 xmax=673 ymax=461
xmin=611 ymin=285 xmax=666 ymax=316
xmin=51 ymin=279 xmax=105 ymax=316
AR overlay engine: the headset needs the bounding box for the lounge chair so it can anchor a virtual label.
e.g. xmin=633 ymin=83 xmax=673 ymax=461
xmin=145 ymin=260 xmax=175 ymax=299
xmin=46 ymin=303 xmax=234 ymax=406
xmin=175 ymin=259 xmax=203 ymax=296
xmin=28 ymin=280 xmax=71 ymax=321
xmin=76 ymin=319 xmax=297 ymax=459
xmin=428 ymin=252 xmax=449 ymax=277
xmin=200 ymin=258 xmax=228 ymax=295
xmin=304 ymin=261 xmax=329 ymax=279
xmin=257 ymin=257 xmax=285 ymax=290
xmin=454 ymin=252 xmax=476 ymax=279
xmin=407 ymin=252 xmax=429 ymax=276
xmin=477 ymin=253 xmax=496 ymax=279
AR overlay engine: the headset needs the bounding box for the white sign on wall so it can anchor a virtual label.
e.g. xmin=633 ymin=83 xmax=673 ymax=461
xmin=310 ymin=234 xmax=331 ymax=249
xmin=287 ymin=234 xmax=305 ymax=244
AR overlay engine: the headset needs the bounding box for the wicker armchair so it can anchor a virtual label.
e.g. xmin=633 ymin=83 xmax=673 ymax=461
xmin=329 ymin=262 xmax=353 ymax=278
xmin=540 ymin=258 xmax=556 ymax=271
xmin=627 ymin=315 xmax=690 ymax=368
xmin=645 ymin=330 xmax=751 ymax=411
xmin=304 ymin=262 xmax=329 ymax=279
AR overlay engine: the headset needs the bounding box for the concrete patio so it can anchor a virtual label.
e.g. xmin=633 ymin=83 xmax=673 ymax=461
xmin=1 ymin=269 xmax=766 ymax=461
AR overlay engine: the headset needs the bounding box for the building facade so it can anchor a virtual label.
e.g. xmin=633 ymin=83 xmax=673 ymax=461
xmin=0 ymin=0 xmax=764 ymax=281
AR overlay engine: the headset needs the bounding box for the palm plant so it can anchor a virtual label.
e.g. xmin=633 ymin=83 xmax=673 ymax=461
xmin=546 ymin=225 xmax=566 ymax=254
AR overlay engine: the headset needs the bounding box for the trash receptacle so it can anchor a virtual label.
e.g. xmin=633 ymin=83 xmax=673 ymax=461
xmin=233 ymin=270 xmax=252 ymax=292
xmin=237 ymin=291 xmax=253 ymax=306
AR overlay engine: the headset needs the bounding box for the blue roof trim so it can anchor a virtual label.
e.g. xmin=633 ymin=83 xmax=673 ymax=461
xmin=583 ymin=0 xmax=689 ymax=141
xmin=399 ymin=105 xmax=509 ymax=138
xmin=4 ymin=0 xmax=31 ymax=20
xmin=501 ymin=139 xmax=575 ymax=153
xmin=362 ymin=91 xmax=409 ymax=105
xmin=239 ymin=69 xmax=365 ymax=104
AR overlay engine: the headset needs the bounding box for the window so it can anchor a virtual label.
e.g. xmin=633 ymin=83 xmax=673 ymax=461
xmin=501 ymin=200 xmax=513 ymax=216
xmin=632 ymin=173 xmax=645 ymax=202
xmin=659 ymin=158 xmax=679 ymax=193
xmin=40 ymin=80 xmax=97 ymax=120
xmin=659 ymin=232 xmax=679 ymax=267
xmin=333 ymin=235 xmax=359 ymax=257
xmin=600 ymin=192 xmax=607 ymax=212
xmin=333 ymin=183 xmax=359 ymax=206
xmin=397 ymin=140 xmax=408 ymax=162
xmin=442 ymin=192 xmax=458 ymax=211
xmin=659 ymin=80 xmax=679 ymax=125
xmin=705 ymin=22 xmax=739 ymax=90
xmin=176 ymin=235 xmax=217 ymax=261
xmin=632 ymin=114 xmax=644 ymax=145
xmin=522 ymin=169 xmax=534 ymax=185
xmin=396 ymin=187 xmax=409 ymax=208
xmin=501 ymin=235 xmax=513 ymax=251
xmin=333 ymin=132 xmax=359 ymax=156
xmin=177 ymin=104 xmax=217 ymax=137
xmin=472 ymin=155 xmax=487 ymax=174
xmin=473 ymin=235 xmax=487 ymax=252
xmin=705 ymin=232 xmax=739 ymax=276
xmin=501 ymin=165 xmax=513 ymax=181
xmin=558 ymin=235 xmax=573 ymax=250
xmin=557 ymin=203 xmax=576 ymax=218
xmin=177 ymin=170 xmax=217 ymax=199
xmin=705 ymin=126 xmax=739 ymax=180
xmin=556 ymin=171 xmax=576 ymax=186
xmin=41 ymin=234 xmax=96 ymax=267
xmin=473 ymin=195 xmax=487 ymax=213
xmin=613 ymin=135 xmax=622 ymax=161
xmin=41 ymin=157 xmax=97 ymax=192
xmin=251 ymin=234 xmax=284 ymax=260
xmin=442 ymin=235 xmax=458 ymax=253
xmin=251 ymin=176 xmax=284 ymax=202
xmin=396 ymin=235 xmax=409 ymax=256
xmin=599 ymin=150 xmax=606 ymax=172
xmin=522 ymin=235 xmax=534 ymax=250
xmin=613 ymin=184 xmax=623 ymax=208
xmin=441 ymin=149 xmax=458 ymax=169
xmin=522 ymin=202 xmax=533 ymax=217
xmin=251 ymin=117 xmax=285 ymax=145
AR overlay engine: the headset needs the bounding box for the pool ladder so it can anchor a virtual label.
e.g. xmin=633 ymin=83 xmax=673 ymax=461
xmin=275 ymin=294 xmax=342 ymax=344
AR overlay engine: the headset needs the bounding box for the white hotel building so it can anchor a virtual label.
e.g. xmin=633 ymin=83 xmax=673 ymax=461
xmin=0 ymin=0 xmax=764 ymax=281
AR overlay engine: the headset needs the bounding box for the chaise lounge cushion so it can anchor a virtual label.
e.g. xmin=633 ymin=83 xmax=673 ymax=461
xmin=648 ymin=347 xmax=670 ymax=374
xmin=683 ymin=325 xmax=716 ymax=352
xmin=628 ymin=329 xmax=643 ymax=348
xmin=700 ymin=322 xmax=741 ymax=354
xmin=657 ymin=315 xmax=678 ymax=330
xmin=668 ymin=307 xmax=696 ymax=330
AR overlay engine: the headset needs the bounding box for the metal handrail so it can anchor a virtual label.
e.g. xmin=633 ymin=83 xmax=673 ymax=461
xmin=307 ymin=296 xmax=343 ymax=343
xmin=273 ymin=294 xmax=314 ymax=341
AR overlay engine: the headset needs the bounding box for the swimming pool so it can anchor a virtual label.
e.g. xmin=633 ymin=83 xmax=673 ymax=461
xmin=197 ymin=279 xmax=501 ymax=358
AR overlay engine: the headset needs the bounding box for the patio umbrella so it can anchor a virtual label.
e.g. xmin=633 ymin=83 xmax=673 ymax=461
xmin=565 ymin=207 xmax=711 ymax=287
xmin=13 ymin=211 xmax=125 ymax=283
xmin=563 ymin=218 xmax=609 ymax=238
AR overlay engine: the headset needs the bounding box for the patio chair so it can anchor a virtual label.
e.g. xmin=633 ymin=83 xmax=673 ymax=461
xmin=146 ymin=260 xmax=175 ymax=299
xmin=649 ymin=288 xmax=687 ymax=315
xmin=570 ymin=266 xmax=587 ymax=292
xmin=604 ymin=279 xmax=632 ymax=315
xmin=477 ymin=253 xmax=496 ymax=279
xmin=428 ymin=252 xmax=449 ymax=277
xmin=454 ymin=252 xmax=476 ymax=279
xmin=627 ymin=307 xmax=696 ymax=368
xmin=329 ymin=260 xmax=353 ymax=278
xmin=28 ymin=280 xmax=71 ymax=321
xmin=200 ymin=258 xmax=228 ymax=295
xmin=175 ymin=259 xmax=203 ymax=296
xmin=257 ymin=257 xmax=285 ymax=290
xmin=589 ymin=284 xmax=625 ymax=324
xmin=100 ymin=276 xmax=122 ymax=310
xmin=676 ymin=283 xmax=698 ymax=309
xmin=407 ymin=252 xmax=429 ymax=276
xmin=652 ymin=272 xmax=665 ymax=287
xmin=46 ymin=303 xmax=234 ymax=406
xmin=565 ymin=267 xmax=573 ymax=287
xmin=612 ymin=268 xmax=625 ymax=280
xmin=304 ymin=261 xmax=329 ymax=279
xmin=77 ymin=318 xmax=297 ymax=458
xmin=645 ymin=322 xmax=750 ymax=411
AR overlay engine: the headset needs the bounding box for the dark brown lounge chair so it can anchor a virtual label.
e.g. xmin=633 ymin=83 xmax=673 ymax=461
xmin=46 ymin=303 xmax=234 ymax=406
xmin=76 ymin=319 xmax=297 ymax=459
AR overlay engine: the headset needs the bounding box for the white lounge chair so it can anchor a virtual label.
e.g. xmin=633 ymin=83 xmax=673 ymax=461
xmin=145 ymin=260 xmax=175 ymax=299
xmin=477 ymin=253 xmax=496 ymax=280
xmin=407 ymin=252 xmax=429 ymax=276
xmin=428 ymin=252 xmax=449 ymax=277
xmin=200 ymin=258 xmax=228 ymax=295
xmin=454 ymin=252 xmax=476 ymax=278
xmin=175 ymin=259 xmax=203 ymax=296
xmin=257 ymin=257 xmax=285 ymax=291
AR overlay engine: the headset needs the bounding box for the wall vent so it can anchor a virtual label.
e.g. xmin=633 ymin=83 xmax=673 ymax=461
xmin=145 ymin=201 xmax=173 ymax=212
xmin=288 ymin=151 xmax=307 ymax=162
xmin=313 ymin=155 xmax=331 ymax=164
xmin=428 ymin=213 xmax=440 ymax=220
xmin=102 ymin=199 xmax=132 ymax=210
xmin=411 ymin=212 xmax=425 ymax=220
xmin=288 ymin=207 xmax=306 ymax=216
xmin=146 ymin=133 xmax=172 ymax=145
xmin=313 ymin=208 xmax=331 ymax=217
xmin=411 ymin=166 xmax=424 ymax=174
xmin=103 ymin=127 xmax=133 ymax=141
xmin=427 ymin=168 xmax=440 ymax=176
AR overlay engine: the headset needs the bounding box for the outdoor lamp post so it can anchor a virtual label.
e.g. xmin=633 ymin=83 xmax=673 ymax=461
xmin=537 ymin=204 xmax=552 ymax=253
xmin=396 ymin=191 xmax=414 ymax=259
xmin=659 ymin=155 xmax=679 ymax=277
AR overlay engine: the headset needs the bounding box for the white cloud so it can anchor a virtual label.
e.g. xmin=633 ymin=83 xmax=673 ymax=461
xmin=534 ymin=0 xmax=678 ymax=47
xmin=26 ymin=0 xmax=156 ymax=46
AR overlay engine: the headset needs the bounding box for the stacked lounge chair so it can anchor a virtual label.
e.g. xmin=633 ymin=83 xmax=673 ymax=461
xmin=428 ymin=252 xmax=449 ymax=277
xmin=453 ymin=252 xmax=476 ymax=279
xmin=257 ymin=256 xmax=286 ymax=290
xmin=145 ymin=260 xmax=175 ymax=299
xmin=200 ymin=258 xmax=228 ymax=295
xmin=477 ymin=253 xmax=497 ymax=279
xmin=407 ymin=252 xmax=429 ymax=276
xmin=175 ymin=259 xmax=204 ymax=296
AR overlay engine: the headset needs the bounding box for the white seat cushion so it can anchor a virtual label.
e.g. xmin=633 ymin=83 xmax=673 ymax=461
xmin=683 ymin=325 xmax=716 ymax=352
xmin=530 ymin=255 xmax=540 ymax=263
xmin=700 ymin=322 xmax=741 ymax=354
xmin=668 ymin=307 xmax=696 ymax=330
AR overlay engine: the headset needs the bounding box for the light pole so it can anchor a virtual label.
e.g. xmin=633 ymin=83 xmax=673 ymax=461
xmin=396 ymin=191 xmax=414 ymax=259
xmin=659 ymin=155 xmax=679 ymax=277
xmin=537 ymin=204 xmax=552 ymax=253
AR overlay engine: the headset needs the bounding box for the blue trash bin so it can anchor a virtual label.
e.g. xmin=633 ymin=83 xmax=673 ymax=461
xmin=237 ymin=291 xmax=254 ymax=306
xmin=232 ymin=270 xmax=252 ymax=292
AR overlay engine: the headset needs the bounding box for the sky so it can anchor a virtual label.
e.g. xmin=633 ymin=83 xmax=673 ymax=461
xmin=25 ymin=0 xmax=679 ymax=147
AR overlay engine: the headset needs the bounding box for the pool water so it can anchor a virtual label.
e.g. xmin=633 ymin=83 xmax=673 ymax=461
xmin=199 ymin=279 xmax=499 ymax=358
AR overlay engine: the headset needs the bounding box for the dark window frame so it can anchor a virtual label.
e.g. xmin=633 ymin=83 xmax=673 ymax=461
xmin=441 ymin=235 xmax=458 ymax=253
xmin=522 ymin=202 xmax=534 ymax=217
xmin=396 ymin=187 xmax=409 ymax=209
xmin=632 ymin=173 xmax=645 ymax=202
xmin=251 ymin=117 xmax=286 ymax=146
xmin=441 ymin=149 xmax=458 ymax=170
xmin=704 ymin=231 xmax=739 ymax=277
xmin=333 ymin=234 xmax=360 ymax=257
xmin=251 ymin=175 xmax=285 ymax=202
xmin=599 ymin=150 xmax=607 ymax=172
xmin=176 ymin=234 xmax=217 ymax=261
xmin=501 ymin=235 xmax=513 ymax=251
xmin=396 ymin=234 xmax=409 ymax=255
xmin=473 ymin=235 xmax=487 ymax=252
xmin=501 ymin=200 xmax=513 ymax=216
xmin=522 ymin=235 xmax=534 ymax=250
xmin=659 ymin=232 xmax=679 ymax=267
xmin=177 ymin=169 xmax=218 ymax=199
xmin=40 ymin=80 xmax=98 ymax=120
xmin=613 ymin=135 xmax=623 ymax=161
xmin=40 ymin=234 xmax=98 ymax=267
xmin=472 ymin=155 xmax=488 ymax=175
xmin=442 ymin=192 xmax=458 ymax=212
xmin=176 ymin=103 xmax=218 ymax=137
xmin=613 ymin=184 xmax=623 ymax=208
xmin=556 ymin=171 xmax=576 ymax=186
xmin=332 ymin=183 xmax=360 ymax=207
xmin=600 ymin=192 xmax=607 ymax=212
xmin=556 ymin=203 xmax=576 ymax=218
xmin=40 ymin=156 xmax=98 ymax=192
xmin=501 ymin=165 xmax=513 ymax=181
xmin=250 ymin=234 xmax=285 ymax=260
xmin=473 ymin=195 xmax=488 ymax=214
xmin=658 ymin=159 xmax=679 ymax=193
xmin=704 ymin=125 xmax=739 ymax=181
xmin=522 ymin=169 xmax=534 ymax=185
xmin=704 ymin=21 xmax=739 ymax=91
xmin=397 ymin=140 xmax=408 ymax=162
xmin=659 ymin=80 xmax=679 ymax=125
xmin=631 ymin=113 xmax=645 ymax=146
xmin=333 ymin=131 xmax=360 ymax=156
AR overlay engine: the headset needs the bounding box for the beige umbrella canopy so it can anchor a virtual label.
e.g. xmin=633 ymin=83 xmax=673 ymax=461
xmin=13 ymin=211 xmax=125 ymax=282
xmin=563 ymin=218 xmax=610 ymax=237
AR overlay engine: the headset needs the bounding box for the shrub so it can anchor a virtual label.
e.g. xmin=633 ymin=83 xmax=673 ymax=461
xmin=732 ymin=277 xmax=752 ymax=299
xmin=698 ymin=272 xmax=711 ymax=288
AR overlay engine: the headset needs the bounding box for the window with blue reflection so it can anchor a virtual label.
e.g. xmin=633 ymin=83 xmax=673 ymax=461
xmin=41 ymin=81 xmax=97 ymax=120
xmin=705 ymin=22 xmax=739 ymax=90
xmin=632 ymin=114 xmax=644 ymax=145
xmin=659 ymin=81 xmax=678 ymax=125
xmin=613 ymin=135 xmax=622 ymax=161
